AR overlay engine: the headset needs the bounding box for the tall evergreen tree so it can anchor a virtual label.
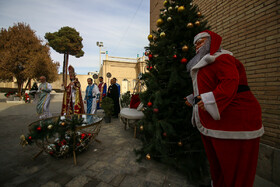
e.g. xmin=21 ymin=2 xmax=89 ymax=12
xmin=45 ymin=26 xmax=84 ymax=87
xmin=136 ymin=0 xmax=210 ymax=183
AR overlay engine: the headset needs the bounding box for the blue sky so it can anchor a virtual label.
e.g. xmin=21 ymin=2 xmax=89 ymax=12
xmin=0 ymin=0 xmax=149 ymax=74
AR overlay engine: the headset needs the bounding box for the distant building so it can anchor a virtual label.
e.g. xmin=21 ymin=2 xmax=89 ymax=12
xmin=98 ymin=55 xmax=146 ymax=94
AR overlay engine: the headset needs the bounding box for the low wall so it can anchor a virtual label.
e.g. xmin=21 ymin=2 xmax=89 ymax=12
xmin=257 ymin=143 xmax=280 ymax=186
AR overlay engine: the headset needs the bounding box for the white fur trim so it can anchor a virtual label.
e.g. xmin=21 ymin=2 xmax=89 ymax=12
xmin=201 ymin=92 xmax=220 ymax=120
xmin=194 ymin=32 xmax=210 ymax=44
xmin=194 ymin=104 xmax=264 ymax=139
xmin=186 ymin=94 xmax=194 ymax=105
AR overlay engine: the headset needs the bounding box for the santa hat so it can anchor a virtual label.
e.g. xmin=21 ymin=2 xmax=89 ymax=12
xmin=194 ymin=30 xmax=222 ymax=55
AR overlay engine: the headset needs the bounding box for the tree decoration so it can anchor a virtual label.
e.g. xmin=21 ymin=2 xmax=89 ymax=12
xmin=163 ymin=132 xmax=167 ymax=137
xmin=197 ymin=12 xmax=202 ymax=17
xmin=140 ymin=125 xmax=144 ymax=131
xmin=37 ymin=126 xmax=42 ymax=131
xmin=178 ymin=6 xmax=185 ymax=12
xmin=47 ymin=125 xmax=53 ymax=129
xmin=186 ymin=22 xmax=194 ymax=28
xmin=148 ymin=34 xmax=153 ymax=41
xmin=168 ymin=7 xmax=173 ymax=11
xmin=160 ymin=32 xmax=166 ymax=38
xmin=181 ymin=58 xmax=188 ymax=64
xmin=195 ymin=21 xmax=201 ymax=26
xmin=156 ymin=19 xmax=164 ymax=27
xmin=178 ymin=141 xmax=183 ymax=146
xmin=163 ymin=0 xmax=168 ymax=7
xmin=182 ymin=45 xmax=189 ymax=52
xmin=167 ymin=17 xmax=172 ymax=22
xmin=148 ymin=54 xmax=153 ymax=60
xmin=175 ymin=5 xmax=179 ymax=9
xmin=153 ymin=108 xmax=159 ymax=113
xmin=147 ymin=102 xmax=152 ymax=107
xmin=173 ymin=54 xmax=177 ymax=59
xmin=61 ymin=122 xmax=66 ymax=126
xmin=146 ymin=154 xmax=151 ymax=160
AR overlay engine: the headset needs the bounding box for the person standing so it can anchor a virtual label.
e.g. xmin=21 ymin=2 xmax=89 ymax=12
xmin=84 ymin=78 xmax=100 ymax=114
xmin=185 ymin=30 xmax=264 ymax=187
xmin=36 ymin=76 xmax=52 ymax=119
xmin=115 ymin=79 xmax=120 ymax=97
xmin=61 ymin=65 xmax=85 ymax=115
xmin=97 ymin=76 xmax=107 ymax=109
xmin=107 ymin=78 xmax=120 ymax=118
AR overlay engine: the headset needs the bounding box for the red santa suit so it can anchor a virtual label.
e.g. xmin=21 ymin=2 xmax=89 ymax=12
xmin=188 ymin=30 xmax=264 ymax=187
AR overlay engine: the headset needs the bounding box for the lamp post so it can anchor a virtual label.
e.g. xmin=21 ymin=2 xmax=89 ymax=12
xmin=96 ymin=41 xmax=106 ymax=70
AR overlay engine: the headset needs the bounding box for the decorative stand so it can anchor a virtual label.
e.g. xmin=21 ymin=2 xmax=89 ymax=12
xmin=27 ymin=114 xmax=103 ymax=165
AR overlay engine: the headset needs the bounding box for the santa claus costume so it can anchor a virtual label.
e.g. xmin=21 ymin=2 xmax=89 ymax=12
xmin=187 ymin=30 xmax=264 ymax=187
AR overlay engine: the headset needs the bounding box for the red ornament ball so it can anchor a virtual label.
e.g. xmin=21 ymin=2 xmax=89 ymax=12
xmin=181 ymin=58 xmax=188 ymax=64
xmin=153 ymin=108 xmax=159 ymax=113
xmin=147 ymin=102 xmax=152 ymax=107
xmin=163 ymin=132 xmax=167 ymax=137
xmin=37 ymin=126 xmax=42 ymax=131
xmin=28 ymin=136 xmax=32 ymax=140
xmin=148 ymin=54 xmax=153 ymax=60
xmin=173 ymin=54 xmax=177 ymax=59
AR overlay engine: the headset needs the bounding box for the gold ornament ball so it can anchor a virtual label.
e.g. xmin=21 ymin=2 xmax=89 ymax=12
xmin=163 ymin=0 xmax=168 ymax=6
xmin=47 ymin=125 xmax=53 ymax=129
xmin=195 ymin=21 xmax=201 ymax=26
xmin=178 ymin=6 xmax=185 ymax=12
xmin=160 ymin=32 xmax=166 ymax=38
xmin=197 ymin=12 xmax=202 ymax=17
xmin=178 ymin=141 xmax=183 ymax=146
xmin=146 ymin=154 xmax=151 ymax=160
xmin=61 ymin=122 xmax=65 ymax=126
xmin=168 ymin=7 xmax=173 ymax=11
xmin=182 ymin=45 xmax=189 ymax=52
xmin=186 ymin=22 xmax=194 ymax=28
xmin=148 ymin=34 xmax=153 ymax=41
xmin=175 ymin=5 xmax=179 ymax=9
xmin=156 ymin=18 xmax=164 ymax=26
xmin=140 ymin=125 xmax=144 ymax=131
xmin=167 ymin=17 xmax=172 ymax=22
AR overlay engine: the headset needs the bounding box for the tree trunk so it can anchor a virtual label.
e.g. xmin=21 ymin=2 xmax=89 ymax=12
xmin=65 ymin=52 xmax=69 ymax=83
xmin=17 ymin=79 xmax=22 ymax=98
xmin=63 ymin=53 xmax=66 ymax=87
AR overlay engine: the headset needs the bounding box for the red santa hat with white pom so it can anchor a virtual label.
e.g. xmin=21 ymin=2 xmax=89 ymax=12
xmin=194 ymin=30 xmax=222 ymax=55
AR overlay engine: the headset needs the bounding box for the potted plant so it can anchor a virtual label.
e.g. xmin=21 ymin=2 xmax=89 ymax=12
xmin=101 ymin=97 xmax=114 ymax=123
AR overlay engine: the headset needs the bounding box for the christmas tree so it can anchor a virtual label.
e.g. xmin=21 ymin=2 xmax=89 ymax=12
xmin=136 ymin=0 xmax=210 ymax=183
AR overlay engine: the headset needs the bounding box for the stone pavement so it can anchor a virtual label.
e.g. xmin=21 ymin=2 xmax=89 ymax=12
xmin=0 ymin=100 xmax=276 ymax=187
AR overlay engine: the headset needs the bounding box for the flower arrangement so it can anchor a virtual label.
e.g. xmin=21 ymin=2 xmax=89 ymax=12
xmin=4 ymin=91 xmax=16 ymax=98
xmin=23 ymin=93 xmax=30 ymax=103
xmin=20 ymin=115 xmax=99 ymax=158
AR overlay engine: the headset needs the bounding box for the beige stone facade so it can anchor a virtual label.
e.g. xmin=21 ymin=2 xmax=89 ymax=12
xmin=0 ymin=56 xmax=146 ymax=94
xmin=150 ymin=0 xmax=280 ymax=185
xmin=98 ymin=56 xmax=146 ymax=94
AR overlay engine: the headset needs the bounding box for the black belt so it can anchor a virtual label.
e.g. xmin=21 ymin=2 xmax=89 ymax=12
xmin=194 ymin=96 xmax=201 ymax=105
xmin=237 ymin=85 xmax=250 ymax=93
xmin=193 ymin=85 xmax=250 ymax=105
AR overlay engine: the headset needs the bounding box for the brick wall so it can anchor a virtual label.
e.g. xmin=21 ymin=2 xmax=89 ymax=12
xmin=192 ymin=0 xmax=280 ymax=149
xmin=150 ymin=0 xmax=280 ymax=149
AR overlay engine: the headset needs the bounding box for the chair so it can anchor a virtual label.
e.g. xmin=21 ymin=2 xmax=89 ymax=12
xmin=119 ymin=78 xmax=145 ymax=138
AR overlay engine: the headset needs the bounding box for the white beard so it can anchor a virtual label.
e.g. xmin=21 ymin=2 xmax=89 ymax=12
xmin=187 ymin=38 xmax=211 ymax=72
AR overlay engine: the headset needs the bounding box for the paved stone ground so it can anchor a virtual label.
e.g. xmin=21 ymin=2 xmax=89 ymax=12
xmin=0 ymin=99 xmax=276 ymax=187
